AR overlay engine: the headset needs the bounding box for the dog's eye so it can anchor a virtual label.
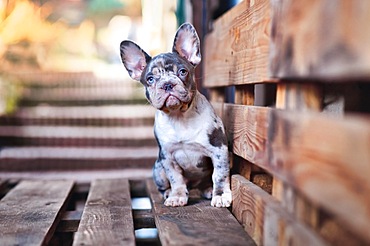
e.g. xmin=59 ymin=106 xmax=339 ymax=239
xmin=146 ymin=76 xmax=155 ymax=85
xmin=178 ymin=68 xmax=188 ymax=77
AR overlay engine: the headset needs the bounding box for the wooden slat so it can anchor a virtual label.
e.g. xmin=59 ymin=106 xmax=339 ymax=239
xmin=0 ymin=180 xmax=74 ymax=245
xmin=203 ymin=0 xmax=271 ymax=87
xmin=215 ymin=102 xmax=370 ymax=243
xmin=73 ymin=179 xmax=135 ymax=246
xmin=146 ymin=179 xmax=256 ymax=246
xmin=270 ymin=0 xmax=370 ymax=80
xmin=232 ymin=175 xmax=328 ymax=246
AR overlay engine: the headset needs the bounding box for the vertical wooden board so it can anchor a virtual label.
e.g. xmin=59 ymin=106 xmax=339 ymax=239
xmin=270 ymin=0 xmax=370 ymax=79
xmin=276 ymin=83 xmax=323 ymax=111
xmin=235 ymin=84 xmax=255 ymax=105
xmin=203 ymin=0 xmax=271 ymax=87
xmin=146 ymin=179 xmax=256 ymax=246
xmin=73 ymin=179 xmax=135 ymax=246
xmin=232 ymin=175 xmax=328 ymax=246
xmin=0 ymin=180 xmax=74 ymax=246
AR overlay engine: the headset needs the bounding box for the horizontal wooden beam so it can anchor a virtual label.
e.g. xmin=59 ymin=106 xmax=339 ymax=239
xmin=232 ymin=175 xmax=327 ymax=246
xmin=203 ymin=0 xmax=271 ymax=87
xmin=214 ymin=103 xmax=370 ymax=242
xmin=270 ymin=0 xmax=370 ymax=80
xmin=204 ymin=0 xmax=370 ymax=86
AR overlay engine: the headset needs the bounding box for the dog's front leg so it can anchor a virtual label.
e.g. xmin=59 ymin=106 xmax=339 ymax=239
xmin=162 ymin=159 xmax=189 ymax=207
xmin=210 ymin=149 xmax=232 ymax=207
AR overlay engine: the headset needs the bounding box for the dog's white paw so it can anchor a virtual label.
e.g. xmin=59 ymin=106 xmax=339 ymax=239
xmin=211 ymin=192 xmax=232 ymax=207
xmin=164 ymin=196 xmax=188 ymax=207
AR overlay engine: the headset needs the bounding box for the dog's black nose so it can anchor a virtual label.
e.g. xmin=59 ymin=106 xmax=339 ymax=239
xmin=163 ymin=83 xmax=174 ymax=92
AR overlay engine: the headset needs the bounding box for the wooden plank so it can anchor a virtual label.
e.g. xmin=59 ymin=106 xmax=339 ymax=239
xmin=146 ymin=179 xmax=256 ymax=246
xmin=232 ymin=175 xmax=328 ymax=246
xmin=0 ymin=180 xmax=74 ymax=245
xmin=270 ymin=0 xmax=370 ymax=80
xmin=215 ymin=102 xmax=370 ymax=243
xmin=203 ymin=0 xmax=271 ymax=87
xmin=73 ymin=179 xmax=135 ymax=246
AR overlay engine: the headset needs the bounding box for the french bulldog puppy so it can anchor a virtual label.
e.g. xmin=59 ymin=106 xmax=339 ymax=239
xmin=120 ymin=23 xmax=231 ymax=207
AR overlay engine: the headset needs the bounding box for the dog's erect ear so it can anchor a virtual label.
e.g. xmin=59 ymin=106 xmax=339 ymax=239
xmin=120 ymin=41 xmax=152 ymax=81
xmin=172 ymin=23 xmax=201 ymax=66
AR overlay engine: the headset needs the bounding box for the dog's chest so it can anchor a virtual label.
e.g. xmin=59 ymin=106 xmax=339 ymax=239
xmin=155 ymin=104 xmax=215 ymax=168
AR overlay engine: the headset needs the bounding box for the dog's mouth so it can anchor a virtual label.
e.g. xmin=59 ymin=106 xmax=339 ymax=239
xmin=165 ymin=94 xmax=181 ymax=108
xmin=159 ymin=93 xmax=192 ymax=113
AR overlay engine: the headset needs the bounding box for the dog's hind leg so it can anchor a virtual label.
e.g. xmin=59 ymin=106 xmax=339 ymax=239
xmin=153 ymin=160 xmax=171 ymax=198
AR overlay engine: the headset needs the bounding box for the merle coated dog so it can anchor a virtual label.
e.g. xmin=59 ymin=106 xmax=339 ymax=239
xmin=120 ymin=23 xmax=231 ymax=207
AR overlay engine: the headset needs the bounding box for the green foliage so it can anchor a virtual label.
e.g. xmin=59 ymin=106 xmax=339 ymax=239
xmin=0 ymin=76 xmax=22 ymax=115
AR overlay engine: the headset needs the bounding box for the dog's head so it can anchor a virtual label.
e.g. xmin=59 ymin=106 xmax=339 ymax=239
xmin=120 ymin=23 xmax=201 ymax=113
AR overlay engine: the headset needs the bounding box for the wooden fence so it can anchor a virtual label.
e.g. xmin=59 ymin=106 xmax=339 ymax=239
xmin=203 ymin=0 xmax=370 ymax=245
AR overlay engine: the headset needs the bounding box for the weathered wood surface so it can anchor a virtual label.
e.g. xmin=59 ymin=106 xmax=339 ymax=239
xmin=73 ymin=179 xmax=135 ymax=246
xmin=146 ymin=179 xmax=256 ymax=246
xmin=204 ymin=0 xmax=370 ymax=84
xmin=203 ymin=0 xmax=271 ymax=87
xmin=214 ymin=102 xmax=370 ymax=243
xmin=232 ymin=175 xmax=328 ymax=246
xmin=270 ymin=0 xmax=370 ymax=80
xmin=0 ymin=180 xmax=74 ymax=245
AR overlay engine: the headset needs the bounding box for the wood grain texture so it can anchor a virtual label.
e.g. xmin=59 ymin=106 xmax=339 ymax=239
xmin=276 ymin=83 xmax=322 ymax=111
xmin=73 ymin=179 xmax=135 ymax=246
xmin=146 ymin=179 xmax=256 ymax=246
xmin=274 ymin=81 xmax=322 ymax=222
xmin=0 ymin=180 xmax=74 ymax=245
xmin=216 ymin=102 xmax=370 ymax=243
xmin=203 ymin=0 xmax=271 ymax=87
xmin=270 ymin=0 xmax=370 ymax=80
xmin=232 ymin=175 xmax=327 ymax=246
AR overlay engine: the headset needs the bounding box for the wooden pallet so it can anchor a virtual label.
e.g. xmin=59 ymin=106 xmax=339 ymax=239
xmin=0 ymin=178 xmax=255 ymax=246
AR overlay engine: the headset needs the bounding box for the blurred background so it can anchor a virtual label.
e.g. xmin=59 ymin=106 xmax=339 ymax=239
xmin=0 ymin=0 xmax=179 ymax=74
xmin=0 ymin=0 xmax=240 ymax=180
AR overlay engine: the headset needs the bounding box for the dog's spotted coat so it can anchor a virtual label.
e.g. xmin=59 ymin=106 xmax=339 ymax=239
xmin=120 ymin=23 xmax=231 ymax=207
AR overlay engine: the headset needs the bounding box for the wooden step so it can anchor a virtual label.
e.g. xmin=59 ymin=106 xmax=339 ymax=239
xmin=21 ymin=86 xmax=145 ymax=102
xmin=0 ymin=105 xmax=155 ymax=126
xmin=0 ymin=146 xmax=158 ymax=171
xmin=0 ymin=125 xmax=156 ymax=147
